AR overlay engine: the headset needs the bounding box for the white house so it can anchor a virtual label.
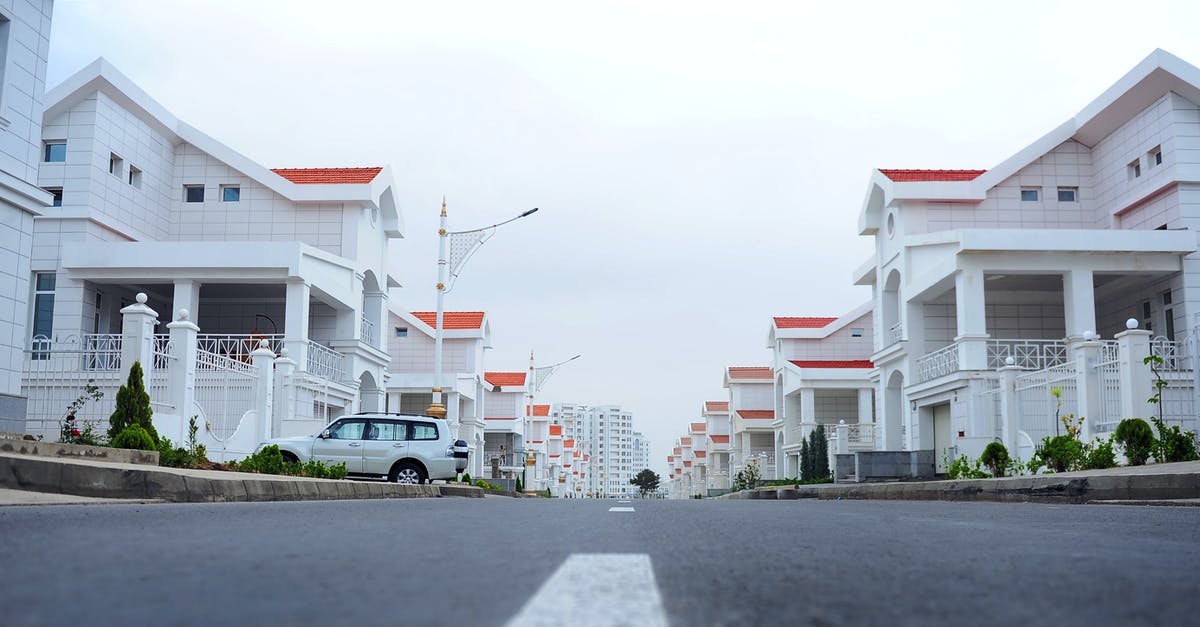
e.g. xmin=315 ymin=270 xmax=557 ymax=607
xmin=724 ymin=366 xmax=774 ymax=478
xmin=856 ymin=49 xmax=1200 ymax=472
xmin=702 ymin=400 xmax=730 ymax=493
xmin=385 ymin=310 xmax=490 ymax=477
xmin=768 ymin=305 xmax=875 ymax=479
xmin=482 ymin=370 xmax=526 ymax=481
xmin=0 ymin=0 xmax=55 ymax=432
xmin=21 ymin=59 xmax=402 ymax=456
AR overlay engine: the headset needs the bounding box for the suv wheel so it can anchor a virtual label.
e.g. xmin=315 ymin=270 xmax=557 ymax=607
xmin=390 ymin=461 xmax=426 ymax=484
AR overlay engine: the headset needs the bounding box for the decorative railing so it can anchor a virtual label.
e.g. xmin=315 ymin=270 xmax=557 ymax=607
xmin=987 ymin=339 xmax=1068 ymax=370
xmin=197 ymin=334 xmax=283 ymax=362
xmin=306 ymin=340 xmax=346 ymax=382
xmin=826 ymin=422 xmax=876 ymax=448
xmin=195 ymin=348 xmax=257 ymax=441
xmin=887 ymin=321 xmax=903 ymax=347
xmin=1014 ymin=364 xmax=1077 ymax=443
xmin=1150 ymin=336 xmax=1189 ymax=372
xmin=915 ymin=343 xmax=959 ymax=383
xmin=196 ymin=348 xmax=256 ymax=376
xmin=361 ymin=316 xmax=376 ymax=346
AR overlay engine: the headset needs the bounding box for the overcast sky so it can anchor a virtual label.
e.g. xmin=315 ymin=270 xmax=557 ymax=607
xmin=46 ymin=0 xmax=1200 ymax=477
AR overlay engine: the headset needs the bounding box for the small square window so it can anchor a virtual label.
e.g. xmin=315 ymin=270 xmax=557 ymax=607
xmin=221 ymin=185 xmax=240 ymax=202
xmin=128 ymin=166 xmax=142 ymax=188
xmin=850 ymin=328 xmax=864 ymax=337
xmin=395 ymin=327 xmax=408 ymax=337
xmin=1129 ymin=159 xmax=1141 ymax=179
xmin=44 ymin=187 xmax=62 ymax=207
xmin=109 ymin=153 xmax=123 ymax=177
xmin=44 ymin=142 xmax=66 ymax=162
xmin=1020 ymin=188 xmax=1039 ymax=201
xmin=1057 ymin=187 xmax=1077 ymax=202
xmin=1149 ymin=146 xmax=1162 ymax=166
xmin=184 ymin=185 xmax=205 ymax=202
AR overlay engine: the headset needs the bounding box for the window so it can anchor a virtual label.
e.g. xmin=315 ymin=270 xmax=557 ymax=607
xmin=32 ymin=273 xmax=56 ymax=349
xmin=328 ymin=419 xmax=366 ymax=439
xmin=368 ymin=420 xmax=407 ymax=441
xmin=1020 ymin=188 xmax=1039 ymax=201
xmin=1149 ymin=146 xmax=1162 ymax=167
xmin=109 ymin=153 xmax=123 ymax=177
xmin=395 ymin=327 xmax=408 ymax=337
xmin=184 ymin=185 xmax=204 ymax=202
xmin=44 ymin=187 xmax=62 ymax=207
xmin=1142 ymin=300 xmax=1152 ymax=333
xmin=221 ymin=185 xmax=240 ymax=202
xmin=43 ymin=142 xmax=66 ymax=162
xmin=1129 ymin=159 xmax=1141 ymax=179
xmin=850 ymin=328 xmax=864 ymax=338
xmin=128 ymin=166 xmax=142 ymax=188
xmin=409 ymin=422 xmax=439 ymax=440
xmin=1163 ymin=291 xmax=1175 ymax=341
xmin=1057 ymin=187 xmax=1077 ymax=202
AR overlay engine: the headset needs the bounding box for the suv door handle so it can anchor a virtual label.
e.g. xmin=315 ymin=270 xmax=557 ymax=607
xmin=349 ymin=442 xmax=361 ymax=447
xmin=393 ymin=443 xmax=405 ymax=447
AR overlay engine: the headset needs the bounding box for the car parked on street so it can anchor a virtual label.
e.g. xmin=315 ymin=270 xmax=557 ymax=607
xmin=258 ymin=413 xmax=469 ymax=483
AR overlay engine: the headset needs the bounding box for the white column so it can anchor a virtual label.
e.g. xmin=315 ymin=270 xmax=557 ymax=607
xmin=799 ymin=387 xmax=816 ymax=438
xmin=363 ymin=289 xmax=386 ymax=350
xmin=1116 ymin=321 xmax=1155 ymax=420
xmin=1062 ymin=270 xmax=1097 ymax=342
xmin=772 ymin=429 xmax=784 ymax=479
xmin=836 ymin=420 xmax=850 ymax=455
xmin=172 ymin=281 xmax=201 ymax=322
xmin=857 ymin=388 xmax=874 ymax=423
xmin=119 ymin=293 xmax=157 ymax=388
xmin=250 ymin=341 xmax=277 ymax=444
xmin=166 ymin=309 xmax=199 ymax=442
xmin=284 ymin=281 xmax=310 ymax=370
xmin=999 ymin=364 xmax=1021 ymax=452
xmin=1072 ymin=338 xmax=1102 ymax=443
xmin=955 ymin=267 xmax=988 ymax=370
xmin=274 ymin=348 xmax=297 ymax=437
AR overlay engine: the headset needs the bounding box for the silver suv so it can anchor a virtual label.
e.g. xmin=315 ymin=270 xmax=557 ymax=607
xmin=260 ymin=413 xmax=469 ymax=484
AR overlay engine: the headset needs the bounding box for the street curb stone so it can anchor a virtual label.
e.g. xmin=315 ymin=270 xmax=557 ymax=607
xmin=0 ymin=452 xmax=484 ymax=503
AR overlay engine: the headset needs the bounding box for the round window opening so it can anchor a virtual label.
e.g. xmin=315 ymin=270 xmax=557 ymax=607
xmin=886 ymin=212 xmax=895 ymax=237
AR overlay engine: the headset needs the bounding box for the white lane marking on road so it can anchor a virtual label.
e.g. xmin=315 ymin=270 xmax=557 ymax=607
xmin=619 ymin=499 xmax=632 ymax=503
xmin=505 ymin=554 xmax=668 ymax=627
xmin=608 ymin=506 xmax=635 ymax=512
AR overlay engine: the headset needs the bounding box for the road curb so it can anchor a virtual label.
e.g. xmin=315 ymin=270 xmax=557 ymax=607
xmin=0 ymin=452 xmax=484 ymax=502
xmin=719 ymin=468 xmax=1200 ymax=504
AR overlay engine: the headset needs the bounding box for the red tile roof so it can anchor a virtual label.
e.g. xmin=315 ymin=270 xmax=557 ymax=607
xmin=680 ymin=437 xmax=692 ymax=446
xmin=485 ymin=371 xmax=526 ymax=387
xmin=694 ymin=451 xmax=707 ymax=458
xmin=667 ymin=456 xmax=674 ymax=462
xmin=673 ymin=447 xmax=681 ymax=455
xmin=790 ymin=359 xmax=875 ymax=369
xmin=564 ymin=439 xmax=575 ymax=448
xmin=271 ymin=167 xmax=383 ymax=184
xmin=878 ymin=169 xmax=986 ymax=182
xmin=412 ymin=311 xmax=485 ymax=330
xmin=709 ymin=435 xmax=730 ymax=444
xmin=583 ymin=455 xmax=589 ymax=461
xmin=484 ymin=417 xmax=517 ymax=420
xmin=690 ymin=422 xmax=706 ymax=433
xmin=573 ymin=450 xmax=580 ymax=458
xmin=704 ymin=401 xmax=729 ymax=412
xmin=549 ymin=425 xmax=563 ymax=436
xmin=528 ymin=440 xmax=544 ymax=444
xmin=728 ymin=367 xmax=772 ymax=380
xmin=774 ymin=317 xmax=837 ymax=329
xmin=737 ymin=410 xmax=775 ymax=420
xmin=683 ymin=461 xmax=692 ymax=467
xmin=526 ymin=404 xmax=550 ymax=417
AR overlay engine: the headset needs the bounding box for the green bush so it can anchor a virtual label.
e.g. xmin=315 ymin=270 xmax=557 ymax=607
xmin=946 ymin=454 xmax=989 ymax=479
xmin=1115 ymin=418 xmax=1154 ymax=465
xmin=1034 ymin=435 xmax=1083 ymax=473
xmin=235 ymin=444 xmax=285 ymax=475
xmin=979 ymin=442 xmax=1010 ymax=477
xmin=230 ymin=445 xmax=347 ymax=479
xmin=1150 ymin=417 xmax=1200 ymax=463
xmin=108 ymin=361 xmax=158 ymax=445
xmin=110 ymin=424 xmax=156 ymax=451
xmin=460 ymin=472 xmax=472 ymax=484
xmin=1081 ymin=436 xmax=1117 ymax=470
xmin=515 ymin=477 xmax=524 ymax=493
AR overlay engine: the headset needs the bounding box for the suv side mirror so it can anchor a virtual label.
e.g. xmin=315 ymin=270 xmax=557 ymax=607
xmin=319 ymin=429 xmax=332 ymax=439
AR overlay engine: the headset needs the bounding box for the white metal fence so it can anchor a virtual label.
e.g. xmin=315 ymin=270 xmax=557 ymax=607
xmin=194 ymin=348 xmax=257 ymax=441
xmin=150 ymin=334 xmax=175 ymax=412
xmin=197 ymin=334 xmax=284 ymax=363
xmin=1015 ymin=364 xmax=1077 ymax=444
xmin=306 ymin=340 xmax=346 ymax=382
xmin=21 ymin=335 xmax=124 ymax=436
xmin=915 ymin=343 xmax=959 ymax=383
xmin=987 ymin=339 xmax=1068 ymax=370
xmin=1093 ymin=343 xmax=1123 ymax=434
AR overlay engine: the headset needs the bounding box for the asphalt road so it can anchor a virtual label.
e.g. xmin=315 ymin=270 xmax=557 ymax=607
xmin=2 ymin=497 xmax=1197 ymax=626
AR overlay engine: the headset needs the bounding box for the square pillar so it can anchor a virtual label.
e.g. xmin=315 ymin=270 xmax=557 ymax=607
xmin=166 ymin=310 xmax=199 ymax=442
xmin=1116 ymin=325 xmax=1155 ymax=420
xmin=172 ymin=280 xmax=201 ymax=323
xmin=999 ymin=365 xmax=1022 ymax=452
xmin=284 ymin=281 xmax=310 ymax=369
xmin=250 ymin=342 xmax=276 ymax=444
xmin=800 ymin=388 xmax=816 ymax=438
xmin=955 ymin=267 xmax=989 ymax=370
xmin=1063 ymin=270 xmax=1097 ymax=341
xmin=857 ymin=388 xmax=874 ymax=423
xmin=1072 ymin=338 xmax=1102 ymax=443
xmin=120 ymin=293 xmax=158 ymax=388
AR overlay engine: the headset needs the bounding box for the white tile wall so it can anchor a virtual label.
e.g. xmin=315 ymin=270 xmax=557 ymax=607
xmin=782 ymin=312 xmax=874 ymax=361
xmin=0 ymin=0 xmax=52 ymax=183
xmin=385 ymin=312 xmax=477 ymax=373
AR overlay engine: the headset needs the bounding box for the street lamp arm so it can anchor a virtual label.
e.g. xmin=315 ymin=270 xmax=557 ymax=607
xmin=447 ymin=207 xmax=539 ymax=236
xmin=444 ymin=208 xmax=539 ymax=293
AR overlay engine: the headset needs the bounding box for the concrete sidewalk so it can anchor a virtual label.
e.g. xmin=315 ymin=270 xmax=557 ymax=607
xmin=0 ymin=451 xmax=484 ymax=504
xmin=722 ymin=460 xmax=1200 ymax=504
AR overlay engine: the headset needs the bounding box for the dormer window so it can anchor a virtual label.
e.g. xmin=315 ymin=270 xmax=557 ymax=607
xmin=394 ymin=327 xmax=408 ymax=337
xmin=850 ymin=328 xmax=864 ymax=337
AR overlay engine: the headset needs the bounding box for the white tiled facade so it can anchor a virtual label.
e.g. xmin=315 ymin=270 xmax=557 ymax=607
xmin=0 ymin=0 xmax=53 ymax=430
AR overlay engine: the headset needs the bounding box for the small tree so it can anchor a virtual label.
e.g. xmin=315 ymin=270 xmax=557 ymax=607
xmin=108 ymin=361 xmax=158 ymax=444
xmin=980 ymin=441 xmax=1010 ymax=477
xmin=1114 ymin=418 xmax=1154 ymax=466
xmin=814 ymin=424 xmax=830 ymax=479
xmin=799 ymin=438 xmax=812 ymax=481
xmin=629 ymin=468 xmax=660 ymax=497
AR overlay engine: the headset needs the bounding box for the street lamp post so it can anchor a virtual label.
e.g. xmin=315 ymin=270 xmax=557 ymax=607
xmin=524 ymin=351 xmax=581 ymax=493
xmin=427 ymin=199 xmax=539 ymax=420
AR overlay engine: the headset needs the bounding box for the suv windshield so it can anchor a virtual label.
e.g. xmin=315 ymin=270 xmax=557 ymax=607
xmin=328 ymin=419 xmax=366 ymax=439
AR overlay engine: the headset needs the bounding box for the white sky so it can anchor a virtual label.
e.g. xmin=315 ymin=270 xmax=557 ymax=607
xmin=46 ymin=0 xmax=1200 ymax=477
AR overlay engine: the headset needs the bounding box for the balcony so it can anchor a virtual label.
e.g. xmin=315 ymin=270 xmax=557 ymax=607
xmin=360 ymin=315 xmax=376 ymax=346
xmin=916 ymin=338 xmax=1073 ymax=384
xmin=887 ymin=321 xmax=903 ymax=347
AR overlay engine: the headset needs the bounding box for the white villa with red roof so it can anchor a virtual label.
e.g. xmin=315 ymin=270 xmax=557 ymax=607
xmin=702 ymin=400 xmax=731 ymax=493
xmin=724 ymin=366 xmax=775 ymax=479
xmin=386 ymin=310 xmax=491 ymax=477
xmin=481 ymin=370 xmax=528 ymax=482
xmin=768 ymin=304 xmax=875 ymax=479
xmin=855 ymin=49 xmax=1200 ymax=473
xmin=20 ymin=58 xmax=402 ymax=455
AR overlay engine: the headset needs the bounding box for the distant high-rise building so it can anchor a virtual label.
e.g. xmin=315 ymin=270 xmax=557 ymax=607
xmin=550 ymin=403 xmax=644 ymax=497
